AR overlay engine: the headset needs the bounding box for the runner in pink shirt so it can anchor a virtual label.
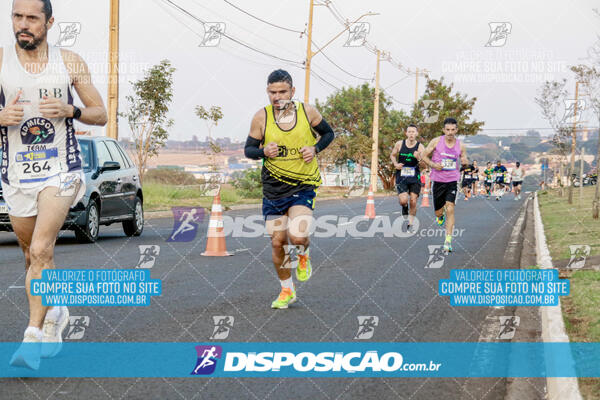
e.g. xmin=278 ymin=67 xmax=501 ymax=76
xmin=421 ymin=118 xmax=469 ymax=253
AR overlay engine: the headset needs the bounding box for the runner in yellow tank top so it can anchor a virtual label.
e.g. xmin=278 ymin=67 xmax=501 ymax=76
xmin=244 ymin=70 xmax=335 ymax=309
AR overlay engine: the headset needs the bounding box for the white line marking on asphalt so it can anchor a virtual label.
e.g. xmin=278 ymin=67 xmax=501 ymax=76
xmin=9 ymin=286 xmax=25 ymax=289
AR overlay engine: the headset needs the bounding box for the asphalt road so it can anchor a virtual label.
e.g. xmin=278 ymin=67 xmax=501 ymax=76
xmin=0 ymin=191 xmax=532 ymax=400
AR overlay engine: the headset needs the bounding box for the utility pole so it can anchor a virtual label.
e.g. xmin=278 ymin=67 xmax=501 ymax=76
xmin=568 ymin=81 xmax=580 ymax=204
xmin=304 ymin=0 xmax=315 ymax=104
xmin=414 ymin=67 xmax=419 ymax=105
xmin=580 ymin=146 xmax=585 ymax=204
xmin=107 ymin=0 xmax=120 ymax=140
xmin=370 ymin=49 xmax=381 ymax=192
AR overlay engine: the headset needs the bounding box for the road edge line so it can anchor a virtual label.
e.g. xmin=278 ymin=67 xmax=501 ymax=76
xmin=534 ymin=191 xmax=582 ymax=400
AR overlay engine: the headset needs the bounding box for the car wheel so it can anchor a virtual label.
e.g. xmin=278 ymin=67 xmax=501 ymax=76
xmin=123 ymin=197 xmax=143 ymax=237
xmin=74 ymin=200 xmax=100 ymax=243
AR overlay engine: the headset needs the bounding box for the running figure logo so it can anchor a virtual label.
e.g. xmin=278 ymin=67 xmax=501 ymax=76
xmin=422 ymin=100 xmax=444 ymax=124
xmin=344 ymin=22 xmax=370 ymax=47
xmin=355 ymin=316 xmax=379 ymax=339
xmin=137 ymin=245 xmax=161 ymax=269
xmin=65 ymin=316 xmax=90 ymax=340
xmin=210 ymin=316 xmax=234 ymax=340
xmin=485 ymin=22 xmax=512 ymax=47
xmin=191 ymin=345 xmax=222 ymax=375
xmin=497 ymin=316 xmax=520 ymax=340
xmin=561 ymin=99 xmax=587 ymax=125
xmin=199 ymin=23 xmax=226 ymax=47
xmin=168 ymin=207 xmax=205 ymax=242
xmin=567 ymin=245 xmax=590 ymax=269
xmin=56 ymin=22 xmax=82 ymax=47
xmin=281 ymin=245 xmax=304 ymax=269
xmin=425 ymin=245 xmax=446 ymax=269
xmin=56 ymin=173 xmax=81 ymax=197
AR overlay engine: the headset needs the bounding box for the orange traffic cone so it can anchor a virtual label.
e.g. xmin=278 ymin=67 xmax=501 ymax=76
xmin=421 ymin=174 xmax=431 ymax=207
xmin=364 ymin=190 xmax=376 ymax=219
xmin=202 ymin=189 xmax=232 ymax=256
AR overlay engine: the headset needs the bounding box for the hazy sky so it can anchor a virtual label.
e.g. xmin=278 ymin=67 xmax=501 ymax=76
xmin=1 ymin=0 xmax=599 ymax=141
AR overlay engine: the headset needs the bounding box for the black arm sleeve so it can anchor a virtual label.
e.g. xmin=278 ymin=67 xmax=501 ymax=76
xmin=244 ymin=136 xmax=265 ymax=160
xmin=313 ymin=118 xmax=335 ymax=154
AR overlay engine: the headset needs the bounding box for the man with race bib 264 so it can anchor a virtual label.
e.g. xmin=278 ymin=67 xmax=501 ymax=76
xmin=1 ymin=0 xmax=107 ymax=369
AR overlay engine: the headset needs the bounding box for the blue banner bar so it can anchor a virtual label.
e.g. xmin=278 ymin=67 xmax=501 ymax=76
xmin=1 ymin=342 xmax=599 ymax=378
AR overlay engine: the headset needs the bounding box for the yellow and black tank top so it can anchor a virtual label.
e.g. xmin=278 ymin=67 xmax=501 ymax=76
xmin=262 ymin=102 xmax=322 ymax=200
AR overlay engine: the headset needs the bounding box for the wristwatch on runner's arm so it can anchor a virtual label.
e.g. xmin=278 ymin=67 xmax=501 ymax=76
xmin=72 ymin=105 xmax=82 ymax=120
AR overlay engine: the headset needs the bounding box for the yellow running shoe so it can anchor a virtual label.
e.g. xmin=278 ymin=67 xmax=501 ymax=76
xmin=271 ymin=287 xmax=297 ymax=309
xmin=296 ymin=250 xmax=312 ymax=282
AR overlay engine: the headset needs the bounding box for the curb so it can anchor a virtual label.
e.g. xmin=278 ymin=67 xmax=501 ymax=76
xmin=533 ymin=192 xmax=582 ymax=400
xmin=143 ymin=192 xmax=389 ymax=220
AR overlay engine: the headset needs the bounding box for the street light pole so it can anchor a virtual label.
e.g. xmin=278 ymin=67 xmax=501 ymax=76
xmin=303 ymin=3 xmax=378 ymax=103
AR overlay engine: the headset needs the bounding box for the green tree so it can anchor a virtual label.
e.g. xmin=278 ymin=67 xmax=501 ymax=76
xmin=195 ymin=105 xmax=224 ymax=183
xmin=571 ymin=64 xmax=600 ymax=218
xmin=534 ymin=79 xmax=575 ymax=198
xmin=122 ymin=60 xmax=175 ymax=183
xmin=316 ymin=84 xmax=410 ymax=190
xmin=231 ymin=168 xmax=262 ymax=198
xmin=410 ymin=77 xmax=484 ymax=143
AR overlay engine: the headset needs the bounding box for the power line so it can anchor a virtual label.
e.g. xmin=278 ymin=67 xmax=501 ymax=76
xmin=312 ymin=40 xmax=373 ymax=81
xmin=190 ymin=0 xmax=306 ymax=63
xmin=310 ymin=69 xmax=342 ymax=92
xmin=161 ymin=0 xmax=304 ymax=65
xmin=384 ymin=75 xmax=410 ymax=90
xmin=222 ymin=0 xmax=306 ymax=35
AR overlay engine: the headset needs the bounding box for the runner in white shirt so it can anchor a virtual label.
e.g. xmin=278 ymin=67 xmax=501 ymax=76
xmin=1 ymin=0 xmax=107 ymax=369
xmin=511 ymin=161 xmax=525 ymax=200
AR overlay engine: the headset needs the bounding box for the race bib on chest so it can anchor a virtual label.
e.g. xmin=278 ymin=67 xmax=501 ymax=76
xmin=465 ymin=173 xmax=472 ymax=179
xmin=401 ymin=167 xmax=416 ymax=177
xmin=15 ymin=148 xmax=61 ymax=184
xmin=441 ymin=158 xmax=457 ymax=171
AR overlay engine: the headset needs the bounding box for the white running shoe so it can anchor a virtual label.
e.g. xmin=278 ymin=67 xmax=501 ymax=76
xmin=41 ymin=306 xmax=69 ymax=358
xmin=10 ymin=328 xmax=42 ymax=370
